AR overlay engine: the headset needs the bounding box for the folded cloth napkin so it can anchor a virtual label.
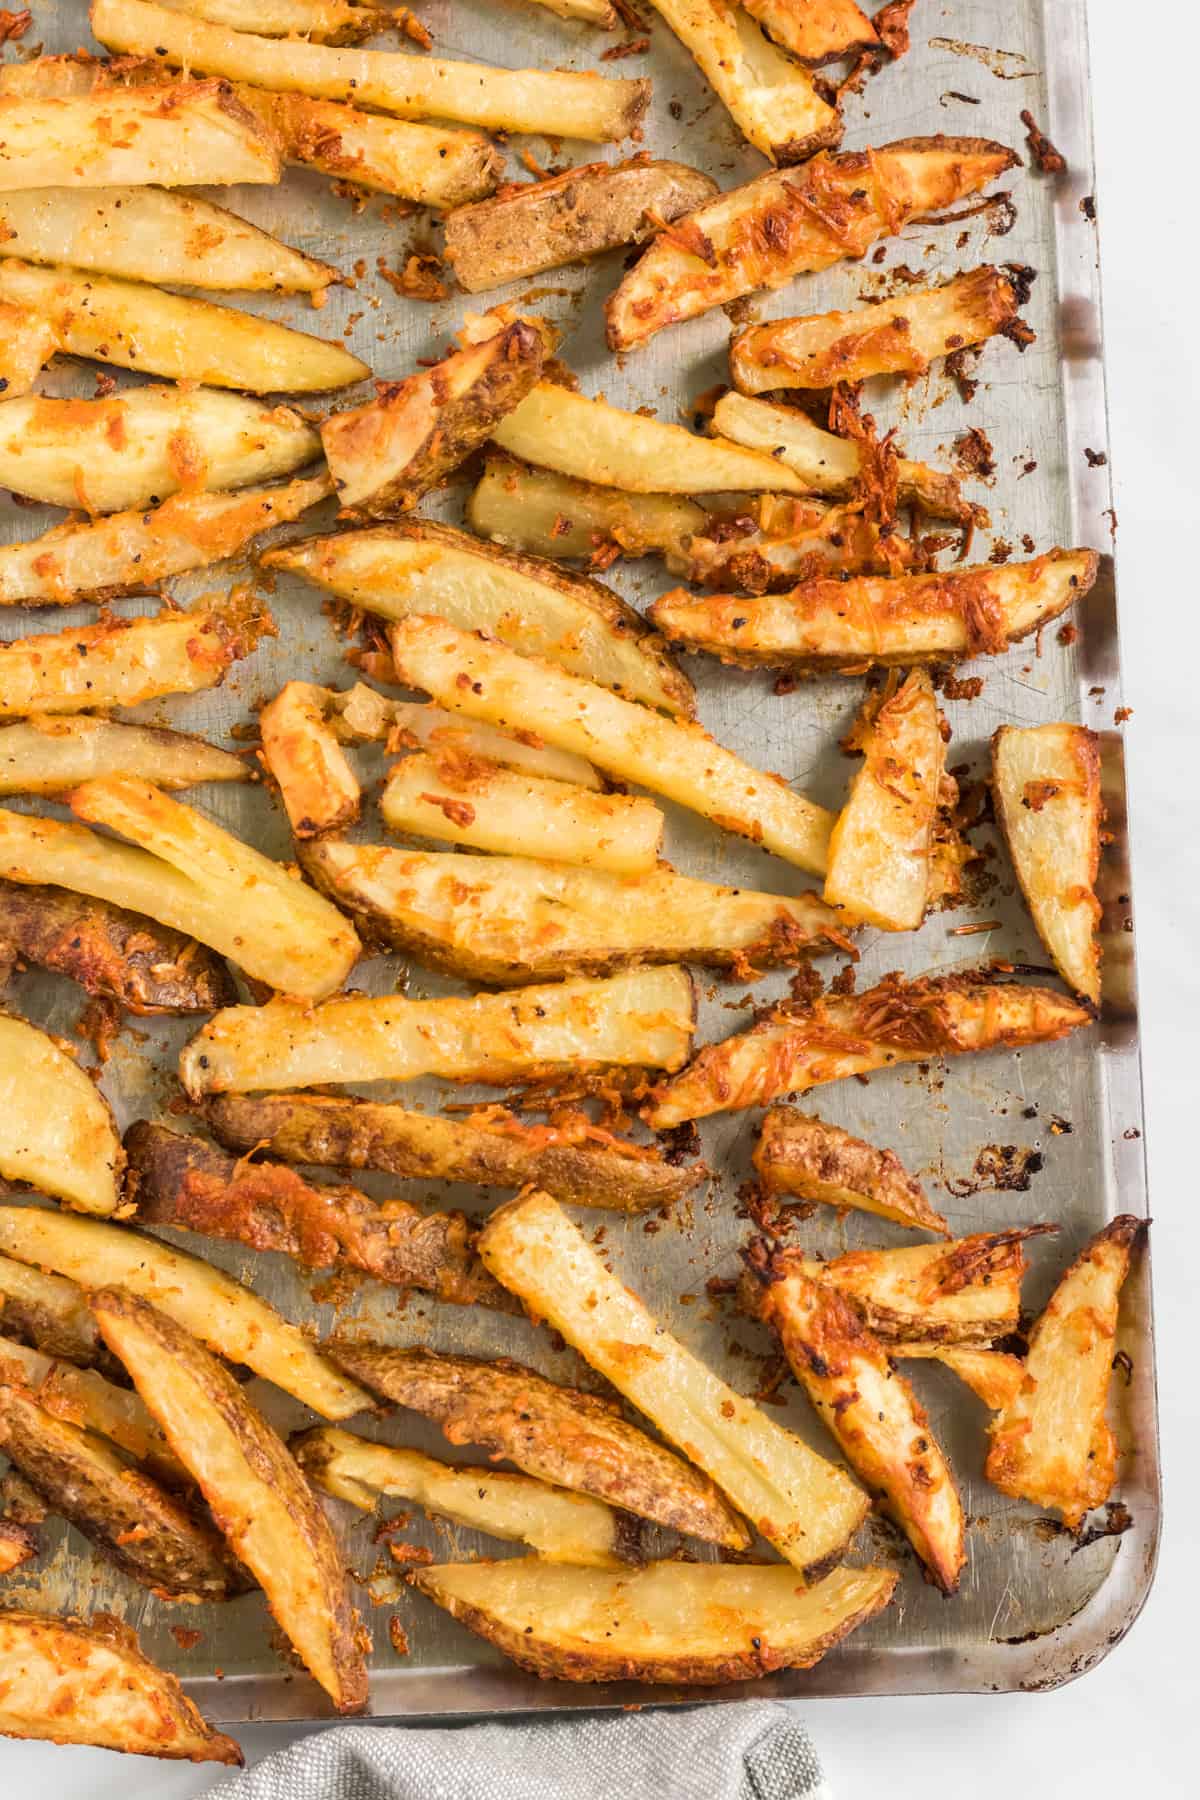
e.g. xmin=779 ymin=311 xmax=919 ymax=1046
xmin=200 ymin=1702 xmax=831 ymax=1800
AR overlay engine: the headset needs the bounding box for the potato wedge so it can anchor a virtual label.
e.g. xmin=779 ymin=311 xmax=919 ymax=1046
xmin=901 ymin=1344 xmax=1027 ymax=1412
xmin=0 ymin=1609 xmax=241 ymax=1761
xmin=0 ymin=187 xmax=334 ymax=292
xmin=646 ymin=0 xmax=840 ymax=163
xmin=731 ymin=268 xmax=1020 ymax=393
xmin=0 ymin=385 xmax=320 ymax=514
xmin=644 ymin=971 xmax=1093 ymax=1127
xmin=266 ymin=520 xmax=694 ymax=716
xmin=0 ymin=1019 xmax=121 ymax=1216
xmin=755 ymin=1108 xmax=948 ymax=1234
xmin=0 ymin=1334 xmax=186 ymax=1486
xmin=444 ymin=160 xmax=718 ymax=293
xmin=126 ymin=1121 xmax=510 ymax=1309
xmin=0 ymin=1255 xmax=115 ymax=1371
xmin=0 ymin=1382 xmax=246 ymax=1600
xmin=250 ymin=92 xmax=501 ymax=205
xmin=293 ymin=1426 xmax=637 ymax=1566
xmin=743 ymin=0 xmax=877 ymax=63
xmin=0 ymin=260 xmax=367 ymax=394
xmin=180 ymin=964 xmax=697 ymax=1096
xmin=381 ymin=757 xmax=664 ymax=873
xmin=204 ymin=1092 xmax=704 ymax=1214
xmin=992 ymin=723 xmax=1103 ymax=1004
xmin=302 ymin=840 xmax=850 ymax=984
xmin=750 ymin=1249 xmax=965 ymax=1591
xmin=327 ymin=1344 xmax=747 ymax=1548
xmin=0 ymin=1207 xmax=370 ymax=1419
xmin=64 ymin=778 xmax=360 ymax=1000
xmin=985 ymin=1217 xmax=1143 ymax=1527
xmin=492 ymin=382 xmax=814 ymax=495
xmin=0 ymin=303 xmax=58 ymax=399
xmin=92 ymin=0 xmax=652 ymax=140
xmin=388 ymin=617 xmax=836 ymax=874
xmin=476 ymin=1191 xmax=869 ymax=1575
xmin=412 ymin=1557 xmax=895 ymax=1685
xmin=260 ymin=680 xmax=361 ymax=839
xmin=92 ymin=1289 xmax=368 ymax=1711
xmin=330 ymin=682 xmax=601 ymax=789
xmin=0 ymin=1522 xmax=37 ymax=1573
xmin=158 ymin=0 xmax=396 ymax=40
xmin=528 ymin=0 xmax=618 ymax=20
xmin=823 ymin=671 xmax=946 ymax=930
xmin=0 ymin=79 xmax=279 ymax=190
xmin=321 ymin=322 xmax=543 ymax=517
xmin=607 ymin=136 xmax=1019 ymax=350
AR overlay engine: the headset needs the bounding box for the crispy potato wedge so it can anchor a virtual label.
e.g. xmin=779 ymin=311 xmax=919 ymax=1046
xmin=293 ymin=1426 xmax=637 ymax=1566
xmin=205 ymin=1092 xmax=704 ymax=1214
xmin=267 ymin=520 xmax=694 ymax=715
xmin=711 ymin=391 xmax=972 ymax=521
xmin=381 ymin=757 xmax=664 ymax=873
xmin=985 ymin=1217 xmax=1143 ymax=1526
xmin=0 ymin=260 xmax=366 ymax=394
xmin=650 ymin=550 xmax=1100 ymax=672
xmin=0 ymin=1206 xmax=371 ymax=1420
xmin=65 ymin=777 xmax=360 ymax=1000
xmin=492 ymin=382 xmax=814 ymax=495
xmin=93 ymin=0 xmax=652 ymax=140
xmin=92 ymin=1290 xmax=368 ymax=1711
xmin=607 ymin=136 xmax=1019 ymax=350
xmin=0 ymin=80 xmax=279 ymax=190
xmin=750 ymin=1249 xmax=965 ymax=1591
xmin=251 ymin=91 xmax=501 ymax=205
xmin=180 ymin=964 xmax=697 ymax=1096
xmin=260 ymin=680 xmax=361 ymax=839
xmin=901 ymin=1344 xmax=1027 ymax=1412
xmin=823 ymin=670 xmax=946 ymax=930
xmin=331 ymin=682 xmax=601 ymax=789
xmin=0 ymin=1381 xmax=247 ymax=1600
xmin=0 ymin=1255 xmax=116 ymax=1372
xmin=477 ymin=1191 xmax=869 ymax=1575
xmin=743 ymin=0 xmax=877 ymax=62
xmin=0 ymin=1334 xmax=186 ymax=1486
xmin=158 ymin=0 xmax=396 ymax=40
xmin=0 ymin=1521 xmax=37 ymax=1572
xmin=388 ymin=617 xmax=836 ymax=874
xmin=992 ymin=723 xmax=1103 ymax=1004
xmin=646 ymin=0 xmax=840 ymax=163
xmin=0 ymin=303 xmax=58 ymax=399
xmin=755 ymin=1108 xmax=948 ymax=1234
xmin=302 ymin=840 xmax=850 ymax=984
xmin=327 ymin=1344 xmax=746 ymax=1547
xmin=0 ymin=1018 xmax=122 ymax=1216
xmin=412 ymin=1557 xmax=895 ymax=1685
xmin=126 ymin=1120 xmax=510 ymax=1309
xmin=528 ymin=0 xmax=618 ymax=20
xmin=644 ymin=970 xmax=1093 ymax=1127
xmin=0 ymin=1609 xmax=241 ymax=1761
xmin=0 ymin=187 xmax=334 ymax=292
xmin=444 ymin=160 xmax=718 ymax=293
xmin=0 ymin=883 xmax=235 ymax=1015
xmin=731 ymin=268 xmax=1020 ymax=393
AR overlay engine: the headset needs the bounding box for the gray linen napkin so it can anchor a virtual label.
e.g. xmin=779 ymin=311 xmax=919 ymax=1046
xmin=199 ymin=1703 xmax=831 ymax=1800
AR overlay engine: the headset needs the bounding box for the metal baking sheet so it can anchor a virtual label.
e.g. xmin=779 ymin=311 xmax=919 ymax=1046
xmin=0 ymin=0 xmax=1157 ymax=1716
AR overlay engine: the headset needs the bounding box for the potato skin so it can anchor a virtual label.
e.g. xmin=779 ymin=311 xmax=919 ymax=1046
xmin=755 ymin=1107 xmax=948 ymax=1235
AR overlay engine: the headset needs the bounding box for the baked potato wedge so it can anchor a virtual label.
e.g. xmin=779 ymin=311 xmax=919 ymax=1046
xmin=0 ymin=1255 xmax=115 ymax=1372
xmin=0 ymin=1609 xmax=241 ymax=1761
xmin=157 ymin=0 xmax=397 ymax=40
xmin=0 ymin=719 xmax=245 ymax=797
xmin=992 ymin=723 xmax=1103 ymax=1004
xmin=387 ymin=616 xmax=836 ymax=874
xmin=644 ymin=970 xmax=1093 ymax=1127
xmin=126 ymin=1121 xmax=510 ymax=1309
xmin=92 ymin=0 xmax=651 ymax=140
xmin=985 ymin=1216 xmax=1144 ymax=1527
xmin=743 ymin=0 xmax=877 ymax=63
xmin=607 ymin=136 xmax=1019 ymax=350
xmin=476 ymin=1190 xmax=869 ymax=1576
xmin=92 ymin=1289 xmax=368 ymax=1711
xmin=0 ymin=303 xmax=58 ymax=399
xmin=444 ymin=160 xmax=718 ymax=293
xmin=260 ymin=680 xmax=362 ymax=839
xmin=293 ymin=1426 xmax=637 ymax=1567
xmin=326 ymin=1343 xmax=747 ymax=1548
xmin=469 ymin=454 xmax=708 ymax=562
xmin=300 ymin=840 xmax=850 ymax=984
xmin=411 ymin=1558 xmax=896 ymax=1685
xmin=0 ymin=1333 xmax=186 ymax=1486
xmin=331 ymin=682 xmax=600 ymax=789
xmin=901 ymin=1344 xmax=1027 ymax=1412
xmin=179 ymin=964 xmax=697 ymax=1096
xmin=204 ymin=1092 xmax=704 ymax=1214
xmin=0 ymin=1017 xmax=122 ymax=1216
xmin=249 ymin=91 xmax=501 ymax=205
xmin=266 ymin=520 xmax=693 ymax=715
xmin=0 ymin=1521 xmax=37 ymax=1573
xmin=755 ymin=1108 xmax=948 ymax=1234
xmin=650 ymin=550 xmax=1101 ymax=672
xmin=0 ymin=1206 xmax=370 ymax=1420
xmin=529 ymin=0 xmax=617 ymax=19
xmin=0 ymin=385 xmax=320 ymax=514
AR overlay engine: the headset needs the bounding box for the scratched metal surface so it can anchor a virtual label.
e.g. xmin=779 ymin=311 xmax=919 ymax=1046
xmin=0 ymin=0 xmax=1157 ymax=1716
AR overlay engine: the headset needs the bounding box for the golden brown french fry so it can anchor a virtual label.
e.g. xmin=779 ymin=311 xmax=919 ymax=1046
xmin=992 ymin=723 xmax=1103 ymax=1004
xmin=754 ymin=1108 xmax=948 ymax=1234
xmin=260 ymin=681 xmax=361 ymax=839
xmin=644 ymin=971 xmax=1093 ymax=1128
xmin=0 ymin=718 xmax=246 ymax=795
xmin=607 ymin=137 xmax=1019 ymax=350
xmin=387 ymin=616 xmax=835 ymax=874
xmin=742 ymin=0 xmax=877 ymax=63
xmin=0 ymin=303 xmax=58 ymax=398
xmin=157 ymin=0 xmax=397 ymax=41
xmin=330 ymin=683 xmax=601 ymax=789
xmin=0 ymin=1333 xmax=186 ymax=1485
xmin=91 ymin=0 xmax=652 ymax=140
xmin=250 ymin=91 xmax=501 ymax=205
xmin=0 ymin=1019 xmax=122 ymax=1216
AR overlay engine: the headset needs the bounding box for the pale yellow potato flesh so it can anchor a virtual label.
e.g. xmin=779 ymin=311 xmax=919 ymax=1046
xmin=330 ymin=683 xmax=601 ymax=789
xmin=0 ymin=303 xmax=58 ymax=398
xmin=468 ymin=457 xmax=708 ymax=562
xmin=0 ymin=1019 xmax=122 ymax=1215
xmin=0 ymin=1333 xmax=185 ymax=1484
xmin=156 ymin=0 xmax=394 ymax=39
xmin=245 ymin=92 xmax=502 ymax=206
xmin=0 ymin=718 xmax=245 ymax=795
xmin=260 ymin=681 xmax=362 ymax=839
xmin=527 ymin=0 xmax=617 ymax=21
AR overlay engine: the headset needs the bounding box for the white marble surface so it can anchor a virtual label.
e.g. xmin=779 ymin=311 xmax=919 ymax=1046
xmin=5 ymin=3 xmax=1196 ymax=1794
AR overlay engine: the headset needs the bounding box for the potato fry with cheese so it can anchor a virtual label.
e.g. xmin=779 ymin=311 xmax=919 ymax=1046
xmin=0 ymin=1017 xmax=123 ymax=1216
xmin=742 ymin=0 xmax=877 ymax=63
xmin=754 ymin=1108 xmax=948 ymax=1234
xmin=0 ymin=303 xmax=58 ymax=399
xmin=0 ymin=718 xmax=246 ymax=796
